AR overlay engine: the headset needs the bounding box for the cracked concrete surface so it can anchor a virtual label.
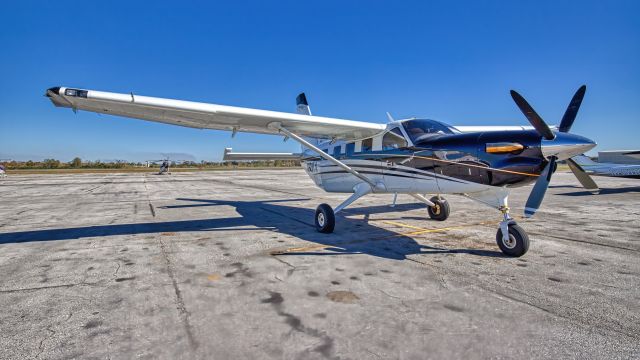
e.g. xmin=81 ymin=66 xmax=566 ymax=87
xmin=0 ymin=169 xmax=639 ymax=359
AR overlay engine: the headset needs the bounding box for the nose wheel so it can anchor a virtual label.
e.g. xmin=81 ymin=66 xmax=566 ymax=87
xmin=497 ymin=205 xmax=530 ymax=257
xmin=496 ymin=223 xmax=529 ymax=257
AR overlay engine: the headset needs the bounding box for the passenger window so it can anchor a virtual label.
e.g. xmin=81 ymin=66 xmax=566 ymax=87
xmin=345 ymin=143 xmax=355 ymax=156
xmin=333 ymin=146 xmax=342 ymax=157
xmin=382 ymin=128 xmax=408 ymax=150
xmin=361 ymin=138 xmax=373 ymax=152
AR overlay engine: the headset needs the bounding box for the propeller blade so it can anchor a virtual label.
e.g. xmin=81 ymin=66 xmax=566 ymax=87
xmin=567 ymin=158 xmax=600 ymax=194
xmin=524 ymin=157 xmax=556 ymax=218
xmin=510 ymin=90 xmax=556 ymax=140
xmin=558 ymin=85 xmax=586 ymax=133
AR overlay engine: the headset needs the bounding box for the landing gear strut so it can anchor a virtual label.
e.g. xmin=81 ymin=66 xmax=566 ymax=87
xmin=496 ymin=205 xmax=529 ymax=257
xmin=314 ymin=183 xmax=374 ymax=234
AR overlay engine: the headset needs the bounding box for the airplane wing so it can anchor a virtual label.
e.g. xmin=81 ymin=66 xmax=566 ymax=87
xmin=45 ymin=87 xmax=386 ymax=140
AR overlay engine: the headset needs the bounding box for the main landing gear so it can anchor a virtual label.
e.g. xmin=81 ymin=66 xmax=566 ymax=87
xmin=315 ymin=203 xmax=335 ymax=233
xmin=496 ymin=205 xmax=529 ymax=257
xmin=314 ymin=188 xmax=452 ymax=234
xmin=427 ymin=196 xmax=450 ymax=221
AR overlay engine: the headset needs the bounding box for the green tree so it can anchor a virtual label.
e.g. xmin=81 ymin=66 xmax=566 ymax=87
xmin=70 ymin=157 xmax=82 ymax=168
xmin=43 ymin=158 xmax=60 ymax=169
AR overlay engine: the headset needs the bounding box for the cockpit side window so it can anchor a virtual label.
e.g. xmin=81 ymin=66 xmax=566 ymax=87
xmin=402 ymin=119 xmax=458 ymax=143
xmin=382 ymin=128 xmax=408 ymax=150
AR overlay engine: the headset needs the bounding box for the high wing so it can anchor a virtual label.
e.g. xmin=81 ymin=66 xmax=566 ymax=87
xmin=45 ymin=87 xmax=386 ymax=140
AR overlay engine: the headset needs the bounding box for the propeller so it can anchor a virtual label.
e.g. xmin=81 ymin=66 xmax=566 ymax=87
xmin=510 ymin=90 xmax=555 ymax=140
xmin=511 ymin=85 xmax=597 ymax=217
xmin=567 ymin=158 xmax=600 ymax=194
xmin=524 ymin=156 xmax=556 ymax=218
xmin=558 ymin=85 xmax=586 ymax=133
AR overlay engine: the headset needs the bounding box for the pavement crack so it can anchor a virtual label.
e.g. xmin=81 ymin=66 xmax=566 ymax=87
xmin=0 ymin=281 xmax=102 ymax=293
xmin=113 ymin=261 xmax=121 ymax=278
xmin=377 ymin=288 xmax=402 ymax=299
xmin=158 ymin=236 xmax=198 ymax=350
xmin=34 ymin=324 xmax=55 ymax=360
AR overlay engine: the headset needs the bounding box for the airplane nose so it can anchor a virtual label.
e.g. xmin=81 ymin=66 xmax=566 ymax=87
xmin=541 ymin=133 xmax=596 ymax=160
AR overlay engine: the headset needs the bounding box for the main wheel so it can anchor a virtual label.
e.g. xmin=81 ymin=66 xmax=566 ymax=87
xmin=427 ymin=196 xmax=450 ymax=221
xmin=496 ymin=224 xmax=530 ymax=257
xmin=315 ymin=203 xmax=335 ymax=233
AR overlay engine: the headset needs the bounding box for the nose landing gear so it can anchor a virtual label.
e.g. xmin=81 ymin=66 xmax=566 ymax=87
xmin=497 ymin=205 xmax=530 ymax=257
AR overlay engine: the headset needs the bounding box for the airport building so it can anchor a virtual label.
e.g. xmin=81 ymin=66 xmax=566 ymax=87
xmin=598 ymin=150 xmax=640 ymax=164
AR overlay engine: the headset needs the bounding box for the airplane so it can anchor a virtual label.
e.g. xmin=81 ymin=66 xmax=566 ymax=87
xmin=0 ymin=159 xmax=10 ymax=178
xmin=147 ymin=158 xmax=188 ymax=175
xmin=566 ymin=154 xmax=640 ymax=193
xmin=45 ymin=85 xmax=596 ymax=257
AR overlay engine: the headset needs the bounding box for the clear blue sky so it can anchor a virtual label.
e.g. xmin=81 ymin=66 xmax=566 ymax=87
xmin=1 ymin=1 xmax=638 ymax=161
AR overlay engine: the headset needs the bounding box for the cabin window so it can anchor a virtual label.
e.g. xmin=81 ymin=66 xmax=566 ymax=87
xmin=361 ymin=138 xmax=373 ymax=152
xmin=64 ymin=88 xmax=88 ymax=98
xmin=333 ymin=145 xmax=342 ymax=157
xmin=382 ymin=128 xmax=408 ymax=150
xmin=345 ymin=143 xmax=355 ymax=156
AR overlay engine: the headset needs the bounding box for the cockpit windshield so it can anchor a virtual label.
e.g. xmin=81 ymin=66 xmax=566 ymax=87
xmin=402 ymin=119 xmax=459 ymax=143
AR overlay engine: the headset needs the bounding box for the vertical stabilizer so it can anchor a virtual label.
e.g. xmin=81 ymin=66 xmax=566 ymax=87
xmin=296 ymin=93 xmax=312 ymax=115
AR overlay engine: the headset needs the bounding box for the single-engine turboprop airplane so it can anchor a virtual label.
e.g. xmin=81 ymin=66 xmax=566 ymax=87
xmin=46 ymin=85 xmax=596 ymax=257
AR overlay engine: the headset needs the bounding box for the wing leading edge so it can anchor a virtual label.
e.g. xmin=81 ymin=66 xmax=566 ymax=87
xmin=45 ymin=87 xmax=386 ymax=140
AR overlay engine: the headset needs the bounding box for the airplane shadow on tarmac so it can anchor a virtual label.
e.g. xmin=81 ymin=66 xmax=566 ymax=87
xmin=0 ymin=198 xmax=503 ymax=260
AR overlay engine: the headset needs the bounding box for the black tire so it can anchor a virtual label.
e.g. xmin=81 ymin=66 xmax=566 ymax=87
xmin=315 ymin=203 xmax=335 ymax=233
xmin=496 ymin=224 xmax=530 ymax=257
xmin=427 ymin=196 xmax=450 ymax=221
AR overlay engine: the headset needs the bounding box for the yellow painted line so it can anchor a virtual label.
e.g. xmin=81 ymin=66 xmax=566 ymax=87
xmin=380 ymin=220 xmax=428 ymax=231
xmin=273 ymin=216 xmax=528 ymax=254
xmin=400 ymin=220 xmax=498 ymax=236
xmin=207 ymin=274 xmax=222 ymax=281
xmin=272 ymin=244 xmax=332 ymax=254
xmin=376 ymin=218 xmax=502 ymax=237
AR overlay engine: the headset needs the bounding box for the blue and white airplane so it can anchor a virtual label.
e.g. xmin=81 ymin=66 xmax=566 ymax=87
xmin=567 ymin=154 xmax=640 ymax=194
xmin=46 ymin=85 xmax=596 ymax=257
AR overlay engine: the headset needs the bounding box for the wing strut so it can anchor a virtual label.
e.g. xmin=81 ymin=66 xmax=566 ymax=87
xmin=269 ymin=123 xmax=381 ymax=190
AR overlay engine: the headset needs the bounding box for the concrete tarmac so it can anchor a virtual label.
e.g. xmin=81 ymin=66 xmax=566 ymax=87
xmin=0 ymin=170 xmax=639 ymax=359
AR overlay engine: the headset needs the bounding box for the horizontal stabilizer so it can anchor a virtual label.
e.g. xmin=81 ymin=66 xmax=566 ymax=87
xmin=223 ymin=148 xmax=302 ymax=161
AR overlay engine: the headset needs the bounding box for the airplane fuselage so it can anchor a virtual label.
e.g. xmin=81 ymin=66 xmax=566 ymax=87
xmin=303 ymin=129 xmax=550 ymax=194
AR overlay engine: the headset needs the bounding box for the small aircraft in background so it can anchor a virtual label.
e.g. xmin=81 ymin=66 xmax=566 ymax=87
xmin=46 ymin=85 xmax=596 ymax=257
xmin=0 ymin=159 xmax=10 ymax=178
xmin=147 ymin=158 xmax=188 ymax=175
xmin=566 ymin=154 xmax=640 ymax=194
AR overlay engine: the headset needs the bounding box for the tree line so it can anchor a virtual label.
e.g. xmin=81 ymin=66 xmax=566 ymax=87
xmin=2 ymin=158 xmax=301 ymax=170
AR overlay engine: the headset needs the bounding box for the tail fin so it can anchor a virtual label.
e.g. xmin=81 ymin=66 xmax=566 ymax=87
xmin=296 ymin=93 xmax=312 ymax=115
xmin=571 ymin=154 xmax=597 ymax=166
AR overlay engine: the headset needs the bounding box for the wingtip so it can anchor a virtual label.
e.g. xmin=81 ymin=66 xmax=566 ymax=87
xmin=45 ymin=86 xmax=61 ymax=97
